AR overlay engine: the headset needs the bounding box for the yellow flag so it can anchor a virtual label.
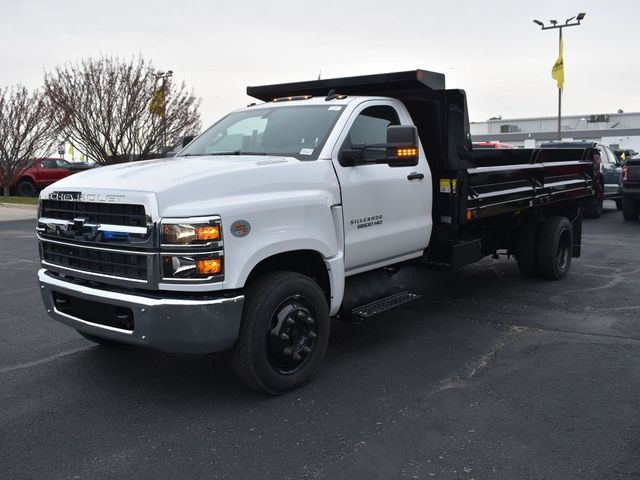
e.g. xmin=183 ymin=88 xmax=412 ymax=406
xmin=551 ymin=37 xmax=564 ymax=90
xmin=149 ymin=87 xmax=166 ymax=117
xmin=68 ymin=143 xmax=74 ymax=155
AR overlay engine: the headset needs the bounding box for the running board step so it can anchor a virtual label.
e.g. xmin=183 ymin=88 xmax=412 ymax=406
xmin=351 ymin=291 xmax=421 ymax=319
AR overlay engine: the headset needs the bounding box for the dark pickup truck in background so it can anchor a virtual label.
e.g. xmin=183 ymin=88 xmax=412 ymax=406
xmin=622 ymin=154 xmax=640 ymax=221
xmin=542 ymin=141 xmax=623 ymax=217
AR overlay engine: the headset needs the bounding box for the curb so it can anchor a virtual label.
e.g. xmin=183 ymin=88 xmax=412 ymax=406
xmin=0 ymin=202 xmax=38 ymax=210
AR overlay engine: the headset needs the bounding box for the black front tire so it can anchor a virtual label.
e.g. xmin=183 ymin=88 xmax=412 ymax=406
xmin=17 ymin=179 xmax=37 ymax=197
xmin=231 ymin=271 xmax=330 ymax=395
xmin=622 ymin=196 xmax=640 ymax=221
xmin=537 ymin=216 xmax=573 ymax=280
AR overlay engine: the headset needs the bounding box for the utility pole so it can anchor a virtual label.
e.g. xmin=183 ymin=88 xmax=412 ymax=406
xmin=533 ymin=13 xmax=585 ymax=141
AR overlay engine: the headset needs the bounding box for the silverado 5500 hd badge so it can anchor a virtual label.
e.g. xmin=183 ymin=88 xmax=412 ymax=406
xmin=350 ymin=215 xmax=383 ymax=229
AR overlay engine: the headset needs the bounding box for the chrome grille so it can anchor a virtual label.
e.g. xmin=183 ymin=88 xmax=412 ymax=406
xmin=41 ymin=200 xmax=147 ymax=227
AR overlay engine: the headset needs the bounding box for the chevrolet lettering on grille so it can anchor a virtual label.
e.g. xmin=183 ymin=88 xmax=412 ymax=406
xmin=48 ymin=192 xmax=126 ymax=203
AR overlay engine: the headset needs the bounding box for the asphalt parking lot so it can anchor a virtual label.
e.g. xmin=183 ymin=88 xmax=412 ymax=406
xmin=1 ymin=202 xmax=639 ymax=480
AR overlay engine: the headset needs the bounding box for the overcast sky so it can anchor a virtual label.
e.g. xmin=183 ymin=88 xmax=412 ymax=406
xmin=1 ymin=0 xmax=637 ymax=127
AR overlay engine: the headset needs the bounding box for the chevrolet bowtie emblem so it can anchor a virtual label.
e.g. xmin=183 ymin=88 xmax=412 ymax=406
xmin=73 ymin=217 xmax=88 ymax=230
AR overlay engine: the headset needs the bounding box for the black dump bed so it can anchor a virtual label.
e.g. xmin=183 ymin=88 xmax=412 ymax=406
xmin=248 ymin=70 xmax=596 ymax=226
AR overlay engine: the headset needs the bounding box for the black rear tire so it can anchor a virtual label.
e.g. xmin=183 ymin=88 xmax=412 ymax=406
xmin=622 ymin=196 xmax=639 ymax=221
xmin=231 ymin=271 xmax=330 ymax=395
xmin=77 ymin=330 xmax=118 ymax=346
xmin=516 ymin=217 xmax=541 ymax=278
xmin=537 ymin=216 xmax=573 ymax=280
xmin=17 ymin=179 xmax=37 ymax=197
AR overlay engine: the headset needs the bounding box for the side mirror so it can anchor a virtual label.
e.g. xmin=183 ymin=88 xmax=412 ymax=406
xmin=338 ymin=148 xmax=366 ymax=166
xmin=386 ymin=125 xmax=419 ymax=167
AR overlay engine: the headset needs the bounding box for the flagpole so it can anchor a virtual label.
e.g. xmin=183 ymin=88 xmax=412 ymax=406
xmin=558 ymin=27 xmax=562 ymax=140
xmin=532 ymin=13 xmax=585 ymax=143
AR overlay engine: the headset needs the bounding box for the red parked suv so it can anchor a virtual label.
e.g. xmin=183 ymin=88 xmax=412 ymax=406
xmin=11 ymin=158 xmax=72 ymax=196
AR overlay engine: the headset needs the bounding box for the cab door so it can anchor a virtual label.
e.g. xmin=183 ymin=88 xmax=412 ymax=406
xmin=331 ymin=101 xmax=432 ymax=273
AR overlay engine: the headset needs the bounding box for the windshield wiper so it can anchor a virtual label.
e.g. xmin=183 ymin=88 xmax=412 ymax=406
xmin=206 ymin=151 xmax=269 ymax=156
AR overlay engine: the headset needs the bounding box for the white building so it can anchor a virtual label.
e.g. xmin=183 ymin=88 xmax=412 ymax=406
xmin=470 ymin=111 xmax=640 ymax=150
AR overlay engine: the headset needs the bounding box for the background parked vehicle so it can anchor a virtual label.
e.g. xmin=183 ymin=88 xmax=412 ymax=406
xmin=542 ymin=141 xmax=623 ymax=217
xmin=11 ymin=158 xmax=95 ymax=196
xmin=622 ymin=153 xmax=640 ymax=221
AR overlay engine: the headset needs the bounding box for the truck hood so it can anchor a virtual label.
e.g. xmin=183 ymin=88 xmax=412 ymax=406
xmin=41 ymin=155 xmax=340 ymax=217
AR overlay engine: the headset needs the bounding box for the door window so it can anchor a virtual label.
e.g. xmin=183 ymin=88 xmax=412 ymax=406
xmin=40 ymin=159 xmax=58 ymax=169
xmin=339 ymin=106 xmax=400 ymax=165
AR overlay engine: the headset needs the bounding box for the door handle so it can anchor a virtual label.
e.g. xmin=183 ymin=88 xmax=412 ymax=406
xmin=407 ymin=172 xmax=424 ymax=181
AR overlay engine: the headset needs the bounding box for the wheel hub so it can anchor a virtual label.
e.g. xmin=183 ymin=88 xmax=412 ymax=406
xmin=267 ymin=299 xmax=318 ymax=373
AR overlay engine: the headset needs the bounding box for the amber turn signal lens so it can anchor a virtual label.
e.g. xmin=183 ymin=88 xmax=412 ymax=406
xmin=396 ymin=148 xmax=418 ymax=157
xmin=195 ymin=258 xmax=222 ymax=275
xmin=195 ymin=225 xmax=220 ymax=241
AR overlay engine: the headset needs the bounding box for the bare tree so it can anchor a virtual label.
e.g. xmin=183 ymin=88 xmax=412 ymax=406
xmin=44 ymin=56 xmax=201 ymax=165
xmin=0 ymin=85 xmax=57 ymax=197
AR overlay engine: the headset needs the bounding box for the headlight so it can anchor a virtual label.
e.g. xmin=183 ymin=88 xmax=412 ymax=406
xmin=161 ymin=216 xmax=224 ymax=282
xmin=162 ymin=222 xmax=221 ymax=245
xmin=162 ymin=255 xmax=223 ymax=279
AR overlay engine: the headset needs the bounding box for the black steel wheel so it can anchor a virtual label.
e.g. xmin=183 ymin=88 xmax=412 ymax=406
xmin=231 ymin=271 xmax=330 ymax=394
xmin=17 ymin=179 xmax=36 ymax=197
xmin=622 ymin=196 xmax=639 ymax=221
xmin=516 ymin=216 xmax=541 ymax=278
xmin=537 ymin=216 xmax=573 ymax=280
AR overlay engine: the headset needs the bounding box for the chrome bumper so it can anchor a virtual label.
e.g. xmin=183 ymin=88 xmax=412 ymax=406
xmin=38 ymin=269 xmax=244 ymax=353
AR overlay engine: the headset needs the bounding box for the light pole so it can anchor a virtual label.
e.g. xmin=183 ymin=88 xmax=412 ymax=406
xmin=150 ymin=69 xmax=173 ymax=153
xmin=533 ymin=12 xmax=585 ymax=140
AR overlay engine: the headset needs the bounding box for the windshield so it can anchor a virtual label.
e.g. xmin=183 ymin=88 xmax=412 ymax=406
xmin=179 ymin=105 xmax=344 ymax=160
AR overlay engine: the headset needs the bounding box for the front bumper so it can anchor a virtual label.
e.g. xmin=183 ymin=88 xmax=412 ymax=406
xmin=38 ymin=269 xmax=244 ymax=353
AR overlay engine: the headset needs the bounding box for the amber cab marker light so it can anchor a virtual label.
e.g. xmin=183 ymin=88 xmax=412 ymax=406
xmin=195 ymin=225 xmax=220 ymax=241
xmin=397 ymin=148 xmax=418 ymax=157
xmin=196 ymin=258 xmax=222 ymax=275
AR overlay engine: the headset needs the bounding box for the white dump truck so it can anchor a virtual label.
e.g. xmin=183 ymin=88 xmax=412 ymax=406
xmin=37 ymin=70 xmax=598 ymax=393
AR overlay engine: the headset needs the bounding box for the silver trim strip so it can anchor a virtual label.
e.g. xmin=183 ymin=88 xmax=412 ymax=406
xmin=38 ymin=218 xmax=149 ymax=235
xmin=468 ymin=164 xmax=544 ymax=174
xmin=39 ymin=269 xmax=242 ymax=307
xmin=474 ymin=186 xmax=535 ymax=199
xmin=38 ymin=236 xmax=155 ymax=255
xmin=96 ymin=223 xmax=149 ymax=234
xmin=545 ymin=179 xmax=588 ymax=187
xmin=541 ymin=161 xmax=593 ymax=167
xmin=468 ymin=160 xmax=591 ymax=174
xmin=41 ymin=261 xmax=148 ymax=284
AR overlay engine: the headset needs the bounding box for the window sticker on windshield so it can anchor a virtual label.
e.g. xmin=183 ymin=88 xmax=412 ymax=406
xmin=328 ymin=106 xmax=342 ymax=111
xmin=300 ymin=148 xmax=314 ymax=155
